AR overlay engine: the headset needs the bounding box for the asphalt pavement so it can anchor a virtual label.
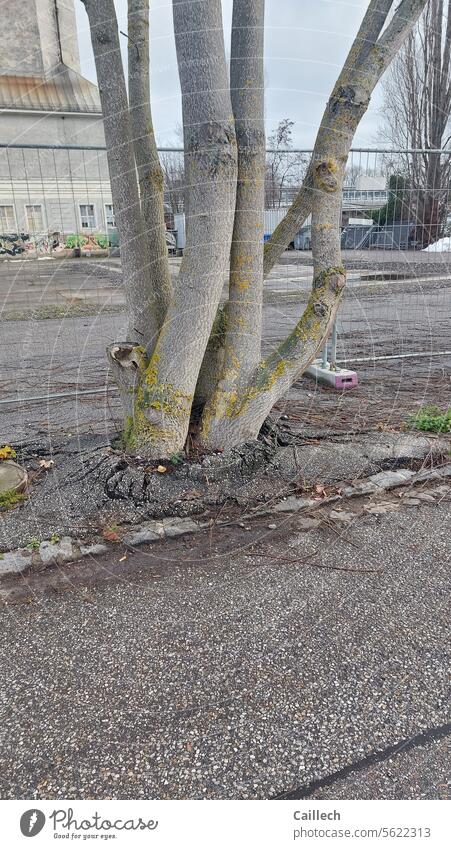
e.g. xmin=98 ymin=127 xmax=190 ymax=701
xmin=0 ymin=500 xmax=449 ymax=799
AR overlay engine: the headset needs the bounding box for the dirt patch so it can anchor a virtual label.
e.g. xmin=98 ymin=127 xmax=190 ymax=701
xmin=0 ymin=421 xmax=447 ymax=553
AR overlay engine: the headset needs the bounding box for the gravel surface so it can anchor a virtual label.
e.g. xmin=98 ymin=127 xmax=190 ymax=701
xmin=0 ymin=501 xmax=449 ymax=800
xmin=306 ymin=734 xmax=450 ymax=800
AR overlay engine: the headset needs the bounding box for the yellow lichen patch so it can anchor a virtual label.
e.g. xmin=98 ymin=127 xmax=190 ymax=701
xmin=138 ymin=379 xmax=192 ymax=418
xmin=232 ymin=252 xmax=253 ymax=272
xmin=0 ymin=445 xmax=16 ymax=461
xmin=233 ymin=315 xmax=248 ymax=329
xmin=235 ymin=279 xmax=251 ymax=290
xmin=144 ymin=352 xmax=160 ymax=387
xmin=123 ymin=410 xmax=171 ymax=452
xmin=149 ymin=166 xmax=164 ymax=191
xmin=133 ymin=345 xmax=148 ymax=369
xmin=314 ymin=157 xmax=341 ymax=193
xmin=200 ymin=385 xmax=240 ymax=436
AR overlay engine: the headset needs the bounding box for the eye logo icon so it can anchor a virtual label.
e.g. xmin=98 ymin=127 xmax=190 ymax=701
xmin=20 ymin=810 xmax=46 ymax=837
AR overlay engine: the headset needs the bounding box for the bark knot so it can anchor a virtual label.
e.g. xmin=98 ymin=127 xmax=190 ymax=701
xmin=188 ymin=121 xmax=237 ymax=177
xmin=329 ymin=84 xmax=370 ymax=119
xmin=313 ymin=301 xmax=329 ymax=317
xmin=314 ymin=160 xmax=339 ymax=193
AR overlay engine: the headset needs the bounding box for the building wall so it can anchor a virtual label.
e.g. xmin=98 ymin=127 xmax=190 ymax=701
xmin=0 ymin=111 xmax=111 ymax=242
xmin=0 ymin=0 xmax=110 ymax=251
xmin=0 ymin=113 xmax=111 ymax=247
xmin=0 ymin=186 xmax=114 ymax=235
xmin=0 ymin=112 xmax=105 ymax=148
xmin=0 ymin=0 xmax=80 ymax=77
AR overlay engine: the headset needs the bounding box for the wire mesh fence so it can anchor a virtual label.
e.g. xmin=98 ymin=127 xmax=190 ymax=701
xmin=0 ymin=143 xmax=450 ymax=443
xmin=2 ymin=144 xmax=451 ymax=256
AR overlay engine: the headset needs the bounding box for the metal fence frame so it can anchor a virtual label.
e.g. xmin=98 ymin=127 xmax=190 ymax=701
xmin=1 ymin=143 xmax=450 ymax=408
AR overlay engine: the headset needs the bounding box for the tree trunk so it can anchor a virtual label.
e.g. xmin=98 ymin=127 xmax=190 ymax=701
xmin=128 ymin=0 xmax=172 ymax=328
xmin=83 ymin=0 xmax=428 ymax=459
xmin=82 ymin=0 xmax=159 ymax=351
xmin=200 ymin=0 xmax=266 ymax=431
xmin=200 ymin=0 xmax=428 ymax=449
xmin=121 ymin=0 xmax=238 ymax=457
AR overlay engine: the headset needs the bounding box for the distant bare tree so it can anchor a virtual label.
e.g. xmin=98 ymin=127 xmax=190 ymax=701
xmin=160 ymin=125 xmax=185 ymax=218
xmin=161 ymin=150 xmax=185 ymax=217
xmin=265 ymin=119 xmax=307 ymax=208
xmin=379 ymin=0 xmax=451 ymax=245
xmin=344 ymin=163 xmax=363 ymax=187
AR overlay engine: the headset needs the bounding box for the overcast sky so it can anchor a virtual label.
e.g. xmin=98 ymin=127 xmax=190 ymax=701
xmin=75 ymin=0 xmax=383 ymax=148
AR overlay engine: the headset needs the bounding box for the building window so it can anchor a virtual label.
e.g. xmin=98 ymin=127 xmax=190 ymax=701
xmin=79 ymin=203 xmax=96 ymax=229
xmin=105 ymin=203 xmax=116 ymax=228
xmin=0 ymin=205 xmax=16 ymax=232
xmin=25 ymin=204 xmax=44 ymax=232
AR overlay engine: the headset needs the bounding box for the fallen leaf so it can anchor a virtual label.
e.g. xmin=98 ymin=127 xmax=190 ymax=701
xmin=102 ymin=528 xmax=120 ymax=542
xmin=182 ymin=489 xmax=203 ymax=500
xmin=329 ymin=509 xmax=355 ymax=523
xmin=157 ymin=465 xmax=167 ymax=474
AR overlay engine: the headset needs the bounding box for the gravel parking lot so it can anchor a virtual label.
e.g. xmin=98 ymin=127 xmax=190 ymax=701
xmin=1 ymin=254 xmax=450 ymax=443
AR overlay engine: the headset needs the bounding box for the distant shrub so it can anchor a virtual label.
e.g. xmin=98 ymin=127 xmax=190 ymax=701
xmin=94 ymin=233 xmax=109 ymax=249
xmin=408 ymin=406 xmax=451 ymax=434
xmin=65 ymin=234 xmax=88 ymax=249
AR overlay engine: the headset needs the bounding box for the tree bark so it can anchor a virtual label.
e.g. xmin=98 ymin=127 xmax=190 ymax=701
xmin=201 ymin=0 xmax=428 ymax=449
xmin=128 ymin=0 xmax=172 ymax=327
xmin=226 ymin=0 xmax=266 ymax=379
xmin=121 ymin=0 xmax=238 ymax=457
xmin=82 ymin=0 xmax=159 ymax=350
xmin=200 ymin=0 xmax=266 ymax=430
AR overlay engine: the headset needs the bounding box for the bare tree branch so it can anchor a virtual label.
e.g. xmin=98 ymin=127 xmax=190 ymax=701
xmin=262 ymin=0 xmax=427 ymax=277
xmin=379 ymin=0 xmax=451 ymax=245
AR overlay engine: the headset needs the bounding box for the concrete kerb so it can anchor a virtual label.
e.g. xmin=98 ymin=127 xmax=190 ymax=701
xmin=1 ymin=462 xmax=450 ymax=578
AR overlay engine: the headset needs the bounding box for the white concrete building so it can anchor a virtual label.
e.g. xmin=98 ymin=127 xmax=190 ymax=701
xmin=0 ymin=0 xmax=116 ymax=250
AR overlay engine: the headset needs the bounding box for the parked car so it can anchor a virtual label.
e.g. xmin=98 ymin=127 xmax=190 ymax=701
xmin=293 ymin=225 xmax=311 ymax=250
xmin=165 ymin=229 xmax=177 ymax=254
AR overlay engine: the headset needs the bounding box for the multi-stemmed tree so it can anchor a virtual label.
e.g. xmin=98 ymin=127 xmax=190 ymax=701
xmin=82 ymin=0 xmax=427 ymax=458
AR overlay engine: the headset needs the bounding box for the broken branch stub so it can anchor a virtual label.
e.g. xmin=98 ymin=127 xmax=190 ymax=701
xmin=107 ymin=343 xmax=146 ymax=417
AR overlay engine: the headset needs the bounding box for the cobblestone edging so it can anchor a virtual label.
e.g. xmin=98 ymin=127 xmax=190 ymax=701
xmin=1 ymin=464 xmax=450 ymax=578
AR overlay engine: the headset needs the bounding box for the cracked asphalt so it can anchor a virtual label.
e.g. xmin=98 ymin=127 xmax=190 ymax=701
xmin=0 ymin=498 xmax=449 ymax=800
